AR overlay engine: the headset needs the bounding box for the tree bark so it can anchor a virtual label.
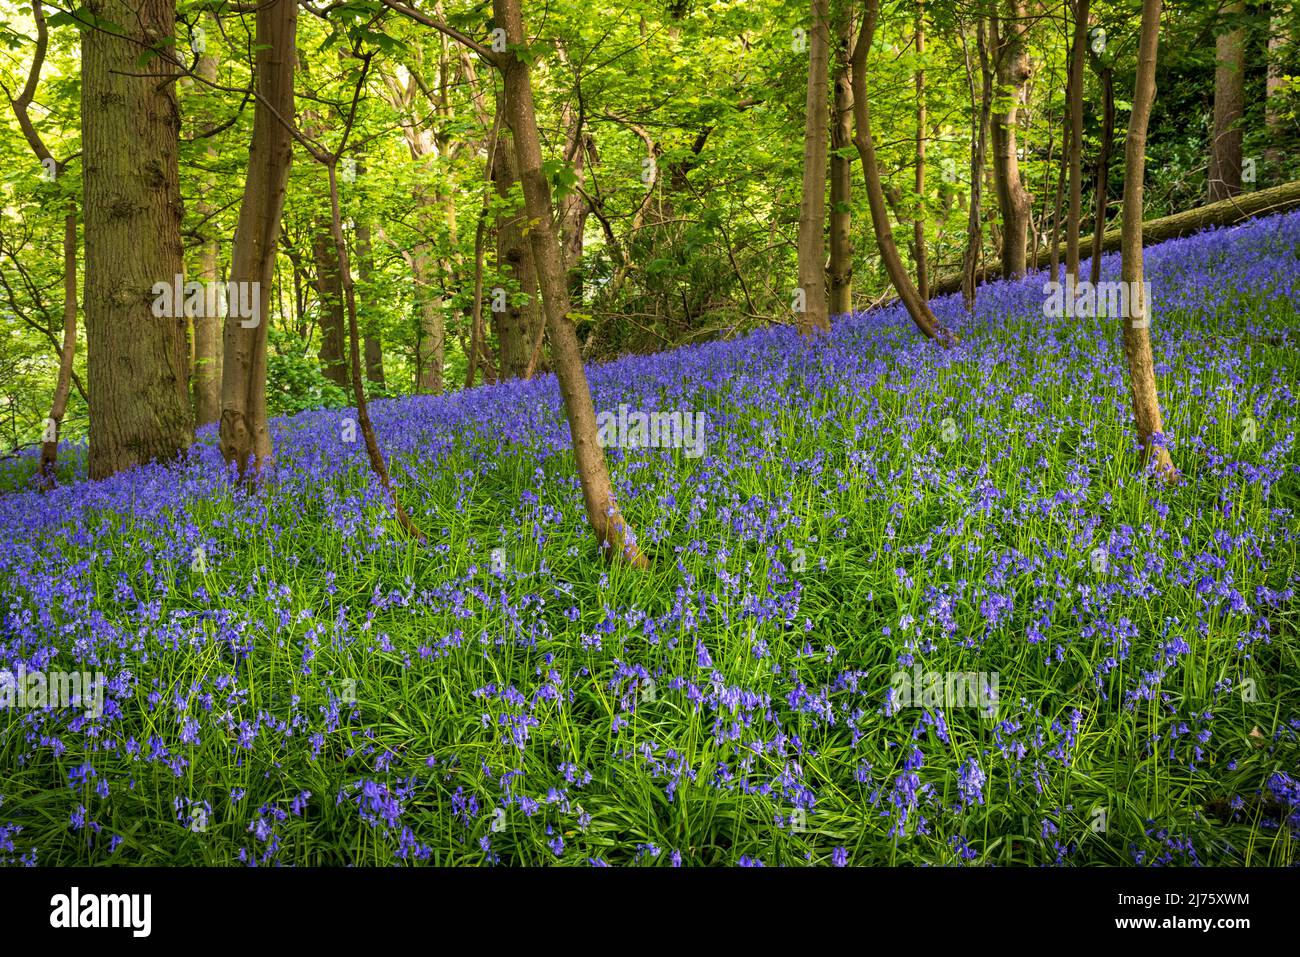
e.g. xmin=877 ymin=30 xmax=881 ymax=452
xmin=796 ymin=0 xmax=832 ymax=334
xmin=989 ymin=0 xmax=1034 ymax=278
xmin=313 ymin=228 xmax=349 ymax=389
xmin=1209 ymin=1 xmax=1246 ymax=201
xmin=493 ymin=0 xmax=648 ymax=567
xmin=961 ymin=17 xmax=993 ymax=310
xmin=220 ymin=0 xmax=297 ymax=478
xmin=914 ymin=1 xmax=930 ymax=300
xmin=192 ymin=49 xmax=222 ymax=427
xmin=852 ymin=0 xmax=954 ymax=344
xmin=355 ymin=220 xmax=385 ymax=391
xmin=1120 ymin=0 xmax=1176 ymax=478
xmin=493 ymin=86 xmax=543 ymax=380
xmin=1065 ymin=0 xmax=1089 ymax=283
xmin=83 ymin=0 xmax=193 ymax=480
xmin=1265 ymin=8 xmax=1289 ymax=168
xmin=7 ymin=1 xmax=79 ymax=486
xmin=1090 ymin=64 xmax=1114 ymax=287
xmin=828 ymin=8 xmax=855 ymax=315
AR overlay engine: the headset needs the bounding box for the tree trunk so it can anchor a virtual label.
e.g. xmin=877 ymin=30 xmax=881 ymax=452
xmin=1120 ymin=0 xmax=1175 ymax=478
xmin=1265 ymin=9 xmax=1289 ymax=168
xmin=962 ymin=17 xmax=993 ymax=310
xmin=355 ymin=220 xmax=385 ymax=391
xmin=1048 ymin=117 xmax=1066 ymax=284
xmin=493 ymin=0 xmax=648 ymax=567
xmin=83 ymin=0 xmax=192 ymax=480
xmin=1209 ymin=1 xmax=1246 ymax=201
xmin=39 ymin=209 xmax=78 ymax=485
xmin=828 ymin=9 xmax=855 ymax=316
xmin=493 ymin=86 xmax=543 ymax=380
xmin=796 ymin=0 xmax=832 ymax=334
xmin=7 ymin=1 xmax=79 ymax=486
xmin=192 ymin=50 xmax=222 ymax=427
xmin=914 ymin=1 xmax=930 ymax=300
xmin=1090 ymin=65 xmax=1114 ymax=287
xmin=1065 ymin=0 xmax=1089 ymax=283
xmin=326 ymin=163 xmax=421 ymax=539
xmin=409 ymin=243 xmax=445 ymax=393
xmin=220 ymin=0 xmax=296 ymax=478
xmin=313 ymin=228 xmax=349 ymax=389
xmin=989 ymin=0 xmax=1034 ymax=278
xmin=851 ymin=0 xmax=954 ymax=344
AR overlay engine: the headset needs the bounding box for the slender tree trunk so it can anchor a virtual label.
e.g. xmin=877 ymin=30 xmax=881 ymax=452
xmin=1121 ymin=0 xmax=1176 ymax=478
xmin=493 ymin=0 xmax=648 ymax=567
xmin=851 ymin=0 xmax=954 ymax=344
xmin=7 ymin=1 xmax=79 ymax=486
xmin=828 ymin=9 xmax=855 ymax=316
xmin=1065 ymin=0 xmax=1089 ymax=283
xmin=1209 ymin=1 xmax=1246 ymax=201
xmin=914 ymin=1 xmax=930 ymax=300
xmin=962 ymin=17 xmax=993 ymax=310
xmin=39 ymin=208 xmax=78 ymax=485
xmin=989 ymin=0 xmax=1034 ymax=278
xmin=355 ymin=220 xmax=385 ymax=391
xmin=326 ymin=163 xmax=421 ymax=538
xmin=220 ymin=0 xmax=297 ymax=478
xmin=83 ymin=0 xmax=193 ymax=480
xmin=1048 ymin=120 xmax=1067 ymax=283
xmin=1090 ymin=65 xmax=1114 ymax=286
xmin=1265 ymin=9 xmax=1289 ymax=169
xmin=796 ymin=0 xmax=832 ymax=334
xmin=192 ymin=50 xmax=222 ymax=427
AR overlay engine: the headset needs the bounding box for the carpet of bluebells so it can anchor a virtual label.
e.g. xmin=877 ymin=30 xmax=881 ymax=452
xmin=1 ymin=213 xmax=1299 ymax=867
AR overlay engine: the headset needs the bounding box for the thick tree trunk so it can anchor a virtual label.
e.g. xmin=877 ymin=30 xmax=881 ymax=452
xmin=1209 ymin=1 xmax=1246 ymax=201
xmin=410 ymin=243 xmax=446 ymax=393
xmin=852 ymin=0 xmax=954 ymax=343
xmin=83 ymin=0 xmax=192 ymax=480
xmin=493 ymin=86 xmax=543 ymax=380
xmin=1065 ymin=0 xmax=1089 ymax=283
xmin=192 ymin=50 xmax=222 ymax=427
xmin=220 ymin=0 xmax=296 ymax=478
xmin=796 ymin=0 xmax=831 ymax=334
xmin=1121 ymin=0 xmax=1175 ymax=478
xmin=313 ymin=229 xmax=349 ymax=389
xmin=989 ymin=0 xmax=1034 ymax=278
xmin=493 ymin=0 xmax=648 ymax=567
xmin=828 ymin=10 xmax=855 ymax=316
xmin=1090 ymin=65 xmax=1114 ymax=287
xmin=914 ymin=2 xmax=930 ymax=300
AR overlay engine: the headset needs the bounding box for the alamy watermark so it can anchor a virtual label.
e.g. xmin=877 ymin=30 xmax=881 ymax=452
xmin=0 ymin=665 xmax=105 ymax=718
xmin=889 ymin=666 xmax=999 ymax=715
xmin=151 ymin=275 xmax=261 ymax=328
xmin=1042 ymin=276 xmax=1151 ymax=327
xmin=596 ymin=404 xmax=706 ymax=458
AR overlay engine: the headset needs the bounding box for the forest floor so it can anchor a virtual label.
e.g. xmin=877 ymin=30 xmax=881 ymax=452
xmin=1 ymin=214 xmax=1298 ymax=865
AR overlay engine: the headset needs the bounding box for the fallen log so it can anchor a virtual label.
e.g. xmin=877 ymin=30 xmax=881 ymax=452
xmin=927 ymin=179 xmax=1300 ymax=298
